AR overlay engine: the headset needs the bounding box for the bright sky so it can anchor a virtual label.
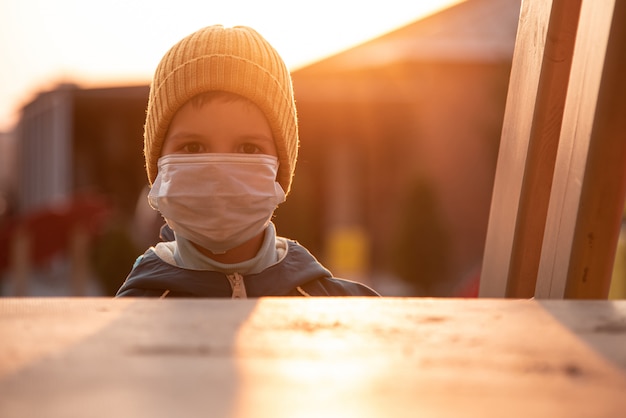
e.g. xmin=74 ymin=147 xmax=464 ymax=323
xmin=0 ymin=0 xmax=462 ymax=132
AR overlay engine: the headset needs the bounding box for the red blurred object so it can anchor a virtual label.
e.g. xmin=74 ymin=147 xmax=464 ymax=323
xmin=0 ymin=194 xmax=110 ymax=270
xmin=453 ymin=266 xmax=481 ymax=298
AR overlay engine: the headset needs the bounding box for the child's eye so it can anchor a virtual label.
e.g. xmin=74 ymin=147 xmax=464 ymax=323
xmin=182 ymin=143 xmax=204 ymax=153
xmin=240 ymin=143 xmax=263 ymax=154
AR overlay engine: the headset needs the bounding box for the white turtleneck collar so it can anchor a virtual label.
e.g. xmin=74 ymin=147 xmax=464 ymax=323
xmin=153 ymin=222 xmax=288 ymax=275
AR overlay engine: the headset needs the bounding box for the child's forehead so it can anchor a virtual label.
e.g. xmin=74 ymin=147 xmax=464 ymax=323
xmin=172 ymin=91 xmax=272 ymax=134
xmin=188 ymin=91 xmax=258 ymax=110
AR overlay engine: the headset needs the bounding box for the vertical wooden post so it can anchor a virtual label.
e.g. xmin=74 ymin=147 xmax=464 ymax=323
xmin=479 ymin=0 xmax=561 ymax=297
xmin=481 ymin=0 xmax=624 ymax=299
xmin=536 ymin=0 xmax=626 ymax=298
xmin=505 ymin=0 xmax=581 ymax=297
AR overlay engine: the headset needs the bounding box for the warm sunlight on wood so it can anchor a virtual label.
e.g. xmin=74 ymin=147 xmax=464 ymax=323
xmin=1 ymin=298 xmax=626 ymax=417
xmin=229 ymin=298 xmax=626 ymax=418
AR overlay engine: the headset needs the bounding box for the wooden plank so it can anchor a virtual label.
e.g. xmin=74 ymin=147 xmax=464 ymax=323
xmin=0 ymin=299 xmax=625 ymax=418
xmin=564 ymin=0 xmax=626 ymax=298
xmin=505 ymin=0 xmax=581 ymax=297
xmin=479 ymin=0 xmax=556 ymax=297
xmin=536 ymin=0 xmax=626 ymax=298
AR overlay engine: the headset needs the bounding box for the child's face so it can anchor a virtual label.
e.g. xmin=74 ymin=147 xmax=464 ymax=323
xmin=162 ymin=97 xmax=277 ymax=157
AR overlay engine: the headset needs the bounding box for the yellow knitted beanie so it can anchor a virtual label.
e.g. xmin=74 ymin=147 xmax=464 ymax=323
xmin=144 ymin=25 xmax=299 ymax=194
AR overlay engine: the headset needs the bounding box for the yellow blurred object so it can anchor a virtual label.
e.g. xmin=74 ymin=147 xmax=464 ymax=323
xmin=326 ymin=226 xmax=370 ymax=281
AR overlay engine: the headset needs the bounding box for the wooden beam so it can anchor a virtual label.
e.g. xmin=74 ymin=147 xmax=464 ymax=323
xmin=480 ymin=0 xmax=563 ymax=297
xmin=506 ymin=0 xmax=581 ymax=297
xmin=536 ymin=0 xmax=626 ymax=298
xmin=481 ymin=0 xmax=625 ymax=299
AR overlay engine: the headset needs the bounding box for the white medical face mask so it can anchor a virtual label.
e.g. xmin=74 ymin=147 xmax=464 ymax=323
xmin=148 ymin=153 xmax=286 ymax=254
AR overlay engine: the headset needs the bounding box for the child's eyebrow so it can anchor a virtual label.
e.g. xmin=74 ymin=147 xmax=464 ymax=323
xmin=165 ymin=131 xmax=205 ymax=142
xmin=238 ymin=133 xmax=274 ymax=142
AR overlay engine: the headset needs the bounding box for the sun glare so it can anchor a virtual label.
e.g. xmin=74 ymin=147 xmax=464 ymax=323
xmin=0 ymin=0 xmax=463 ymax=131
xmin=233 ymin=298 xmax=395 ymax=418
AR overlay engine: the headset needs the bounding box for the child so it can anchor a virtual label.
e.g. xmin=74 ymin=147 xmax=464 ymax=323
xmin=116 ymin=25 xmax=379 ymax=298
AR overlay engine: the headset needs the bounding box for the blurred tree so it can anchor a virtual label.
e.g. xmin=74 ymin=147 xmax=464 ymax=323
xmin=389 ymin=177 xmax=451 ymax=296
xmin=91 ymin=219 xmax=140 ymax=296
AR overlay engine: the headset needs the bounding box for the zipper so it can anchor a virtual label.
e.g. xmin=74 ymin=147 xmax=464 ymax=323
xmin=227 ymin=272 xmax=247 ymax=299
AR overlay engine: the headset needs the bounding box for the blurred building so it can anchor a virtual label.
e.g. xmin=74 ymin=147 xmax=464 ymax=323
xmin=0 ymin=129 xmax=16 ymax=228
xmin=278 ymin=0 xmax=522 ymax=295
xmin=16 ymin=84 xmax=149 ymax=215
xmin=2 ymin=84 xmax=149 ymax=295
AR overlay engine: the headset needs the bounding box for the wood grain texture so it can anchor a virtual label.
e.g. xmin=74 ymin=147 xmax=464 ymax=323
xmin=562 ymin=0 xmax=626 ymax=298
xmin=1 ymin=298 xmax=625 ymax=418
xmin=481 ymin=0 xmax=625 ymax=299
xmin=506 ymin=0 xmax=581 ymax=297
xmin=479 ymin=0 xmax=555 ymax=297
xmin=536 ymin=0 xmax=625 ymax=298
